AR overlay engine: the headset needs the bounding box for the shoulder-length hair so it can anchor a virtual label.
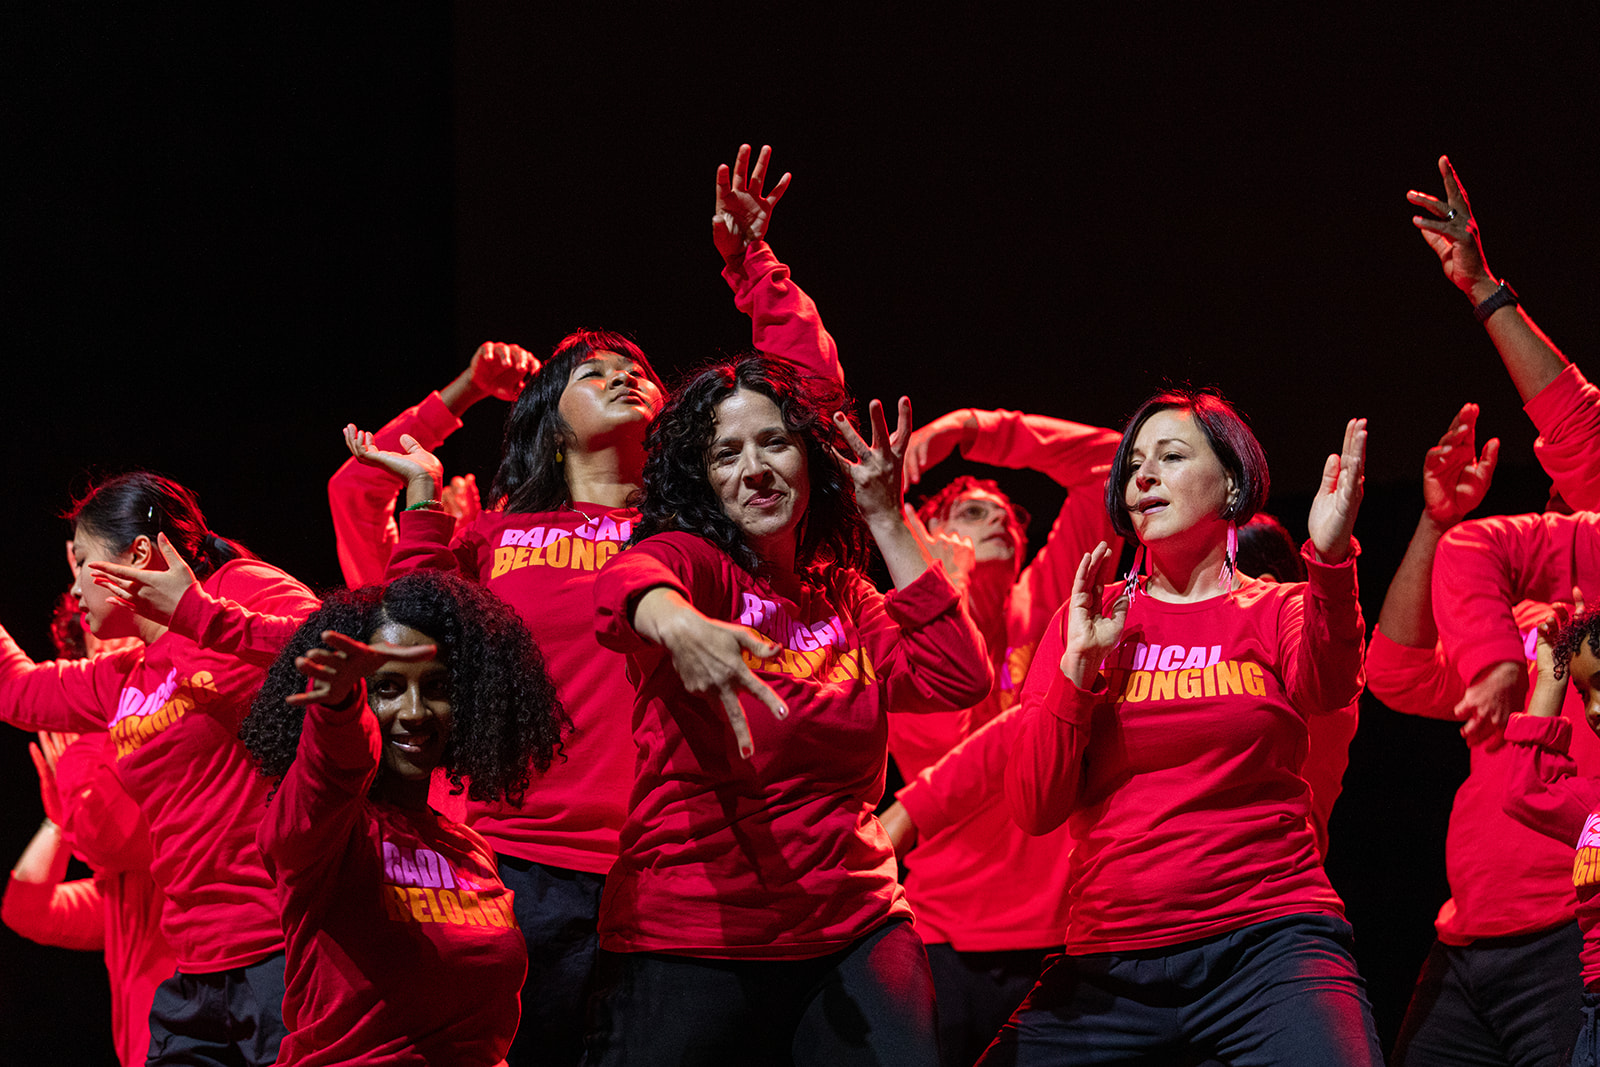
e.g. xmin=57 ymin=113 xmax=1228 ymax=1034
xmin=632 ymin=354 xmax=868 ymax=576
xmin=241 ymin=570 xmax=567 ymax=806
xmin=490 ymin=329 xmax=662 ymax=514
xmin=1106 ymin=388 xmax=1270 ymax=542
xmin=65 ymin=470 xmax=256 ymax=580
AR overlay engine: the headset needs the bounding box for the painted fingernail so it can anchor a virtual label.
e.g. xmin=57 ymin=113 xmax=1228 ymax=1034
xmin=740 ymin=744 xmax=755 ymax=759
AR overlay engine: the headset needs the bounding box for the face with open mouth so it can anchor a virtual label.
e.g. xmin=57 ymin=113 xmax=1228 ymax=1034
xmin=1123 ymin=408 xmax=1235 ymax=548
xmin=366 ymin=621 xmax=453 ymax=788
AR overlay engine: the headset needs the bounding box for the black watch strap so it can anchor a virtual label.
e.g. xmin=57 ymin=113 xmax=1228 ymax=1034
xmin=1473 ymin=280 xmax=1519 ymax=324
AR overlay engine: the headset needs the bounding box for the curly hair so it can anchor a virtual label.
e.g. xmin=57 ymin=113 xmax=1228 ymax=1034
xmin=1553 ymin=609 xmax=1600 ymax=682
xmin=632 ymin=354 xmax=868 ymax=576
xmin=1107 ymin=387 xmax=1271 ymax=542
xmin=491 ymin=329 xmax=662 ymax=514
xmin=915 ymin=475 xmax=1032 ymax=573
xmin=241 ymin=571 xmax=568 ymax=806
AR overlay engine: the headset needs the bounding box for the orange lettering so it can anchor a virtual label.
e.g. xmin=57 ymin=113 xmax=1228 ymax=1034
xmin=1150 ymin=670 xmax=1176 ymax=702
xmin=569 ymin=538 xmax=594 ymax=571
xmin=1177 ymin=669 xmax=1202 ymax=700
xmin=1215 ymin=660 xmax=1242 ymax=696
xmin=408 ymin=887 xmax=434 ymax=923
xmin=595 ymin=541 xmax=619 ymax=568
xmin=491 ymin=546 xmax=516 ymax=578
xmin=1242 ymin=662 xmax=1266 ymax=697
xmin=547 ymin=537 xmax=571 ymax=568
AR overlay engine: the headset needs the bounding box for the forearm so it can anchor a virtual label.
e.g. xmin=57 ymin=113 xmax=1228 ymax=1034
xmin=9 ymin=820 xmax=69 ymax=885
xmin=1375 ymin=513 xmax=1449 ymax=647
xmin=438 ymin=365 xmax=489 ymax=416
xmin=629 ymin=587 xmax=696 ymax=647
xmin=871 ymin=514 xmax=932 ymax=591
xmin=1464 ymin=274 xmax=1570 ymax=403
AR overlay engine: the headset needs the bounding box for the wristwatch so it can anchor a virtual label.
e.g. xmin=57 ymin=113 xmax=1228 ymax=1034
xmin=1472 ymin=280 xmax=1519 ymax=324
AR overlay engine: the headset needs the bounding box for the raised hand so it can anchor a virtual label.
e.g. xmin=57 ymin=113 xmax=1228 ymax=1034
xmin=345 ymin=425 xmax=444 ymax=504
xmin=903 ymin=504 xmax=976 ymax=595
xmin=1423 ymin=403 xmax=1499 ymax=529
xmin=469 ymin=342 xmax=540 ymax=402
xmin=29 ymin=731 xmax=78 ymax=826
xmin=287 ymin=630 xmax=437 ymax=709
xmin=1307 ymin=418 xmax=1367 ymax=565
xmin=1059 ymin=541 xmax=1129 ymax=689
xmin=442 ymin=473 xmax=482 ymax=534
xmin=712 ymin=143 xmax=792 ymax=259
xmin=903 ymin=409 xmax=977 ymax=489
xmin=1407 ymin=155 xmax=1496 ymax=298
xmin=88 ymin=532 xmax=199 ymax=628
xmin=638 ymin=589 xmax=787 ymax=760
xmin=833 ymin=397 xmax=913 ymax=524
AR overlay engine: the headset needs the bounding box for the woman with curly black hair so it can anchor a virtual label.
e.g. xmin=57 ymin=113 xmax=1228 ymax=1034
xmin=587 ymin=354 xmax=990 ymax=1065
xmin=240 ymin=570 xmax=566 ymax=1067
xmin=348 ymin=146 xmax=842 ymax=1067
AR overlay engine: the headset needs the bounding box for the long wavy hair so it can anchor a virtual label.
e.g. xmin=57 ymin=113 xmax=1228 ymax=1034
xmin=241 ymin=571 xmax=568 ymax=806
xmin=65 ymin=471 xmax=256 ymax=580
xmin=632 ymin=354 xmax=868 ymax=576
xmin=490 ymin=329 xmax=662 ymax=514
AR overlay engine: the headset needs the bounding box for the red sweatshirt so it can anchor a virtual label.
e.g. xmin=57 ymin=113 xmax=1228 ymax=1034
xmin=1526 ymin=363 xmax=1600 ymax=513
xmin=259 ymin=689 xmax=525 ymax=1067
xmin=385 ymin=241 xmax=840 ymax=874
xmin=329 ymin=390 xmax=465 ymax=588
xmin=0 ymin=560 xmax=318 ymax=971
xmin=1006 ymin=548 xmax=1364 ymax=953
xmin=1412 ymin=512 xmax=1600 ymax=943
xmin=1503 ymin=713 xmax=1600 ymax=989
xmin=891 ymin=408 xmax=1120 ymax=950
xmin=593 ymin=532 xmax=990 ymax=957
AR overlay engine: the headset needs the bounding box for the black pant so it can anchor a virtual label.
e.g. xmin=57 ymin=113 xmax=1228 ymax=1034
xmin=925 ymin=943 xmax=1051 ymax=1067
xmin=145 ymin=952 xmax=286 ymax=1067
xmin=586 ymin=918 xmax=939 ymax=1067
xmin=497 ymin=856 xmax=605 ymax=1067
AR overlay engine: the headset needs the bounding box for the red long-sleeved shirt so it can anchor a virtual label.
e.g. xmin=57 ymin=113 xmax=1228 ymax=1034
xmin=1006 ymin=547 xmax=1364 ymax=953
xmin=1526 ymin=362 xmax=1600 ymax=513
xmin=593 ymin=532 xmax=990 ymax=957
xmin=0 ymin=560 xmax=316 ymax=971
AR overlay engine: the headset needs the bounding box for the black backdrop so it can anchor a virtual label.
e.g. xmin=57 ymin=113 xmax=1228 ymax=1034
xmin=1 ymin=5 xmax=1596 ymax=1060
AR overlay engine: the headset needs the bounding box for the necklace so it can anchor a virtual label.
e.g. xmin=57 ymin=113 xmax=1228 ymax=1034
xmin=566 ymin=501 xmax=602 ymax=525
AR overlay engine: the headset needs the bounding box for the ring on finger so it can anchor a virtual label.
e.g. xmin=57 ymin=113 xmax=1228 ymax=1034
xmin=1445 ymin=208 xmax=1458 ymax=222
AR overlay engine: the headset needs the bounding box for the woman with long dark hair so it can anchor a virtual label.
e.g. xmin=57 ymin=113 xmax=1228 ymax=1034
xmin=239 ymin=571 xmax=567 ymax=1065
xmin=0 ymin=471 xmax=319 ymax=1064
xmin=585 ymin=354 xmax=990 ymax=1064
xmin=984 ymin=390 xmax=1383 ymax=1065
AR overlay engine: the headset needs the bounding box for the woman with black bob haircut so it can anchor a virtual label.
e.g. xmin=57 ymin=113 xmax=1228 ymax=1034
xmin=988 ymin=390 xmax=1385 ymax=1064
xmin=589 ymin=353 xmax=990 ymax=1065
xmin=1 ymin=470 xmax=320 ymax=1065
xmin=241 ymin=569 xmax=567 ymax=1066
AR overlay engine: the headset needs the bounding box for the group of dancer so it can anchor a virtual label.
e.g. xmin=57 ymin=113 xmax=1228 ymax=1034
xmin=2 ymin=145 xmax=1599 ymax=1067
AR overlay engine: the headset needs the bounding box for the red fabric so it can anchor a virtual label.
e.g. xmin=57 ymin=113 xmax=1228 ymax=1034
xmin=0 ymin=560 xmax=318 ymax=971
xmin=1418 ymin=512 xmax=1600 ymax=943
xmin=1526 ymin=363 xmax=1600 ymax=512
xmin=260 ymin=689 xmax=525 ymax=1067
xmin=328 ymin=391 xmax=464 ymax=589
xmin=1503 ymin=712 xmax=1600 ymax=989
xmin=720 ymin=240 xmax=842 ymax=383
xmin=592 ymin=532 xmax=990 ymax=957
xmin=1006 ymin=547 xmax=1363 ymax=953
xmin=3 ymin=874 xmax=104 ymax=950
xmin=1365 ymin=625 xmax=1463 ymax=719
xmin=890 ymin=408 xmax=1120 ymax=950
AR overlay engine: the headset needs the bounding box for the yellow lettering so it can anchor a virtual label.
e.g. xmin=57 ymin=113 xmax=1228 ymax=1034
xmin=595 ymin=541 xmax=619 ymax=568
xmin=491 ymin=546 xmax=515 ymax=578
xmin=1150 ymin=670 xmax=1176 ymax=702
xmin=569 ymin=538 xmax=594 ymax=571
xmin=456 ymin=890 xmax=485 ymax=926
xmin=408 ymin=887 xmax=434 ymax=923
xmin=436 ymin=889 xmax=465 ymax=924
xmin=1177 ymin=669 xmax=1202 ymax=700
xmin=1242 ymin=662 xmax=1266 ymax=697
xmin=547 ymin=537 xmax=571 ymax=569
xmin=383 ymin=885 xmax=411 ymax=921
xmin=1215 ymin=660 xmax=1242 ymax=696
xmin=1202 ymin=663 xmax=1216 ymax=698
xmin=1124 ymin=670 xmax=1150 ymax=703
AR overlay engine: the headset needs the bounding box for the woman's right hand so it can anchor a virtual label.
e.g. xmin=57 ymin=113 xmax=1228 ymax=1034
xmin=288 ymin=631 xmax=436 ymax=709
xmin=344 ymin=425 xmax=444 ymax=506
xmin=634 ymin=588 xmax=787 ymax=759
xmin=29 ymin=731 xmax=77 ymax=827
xmin=1060 ymin=541 xmax=1128 ymax=689
xmin=903 ymin=409 xmax=977 ymax=489
xmin=1422 ymin=403 xmax=1498 ymax=529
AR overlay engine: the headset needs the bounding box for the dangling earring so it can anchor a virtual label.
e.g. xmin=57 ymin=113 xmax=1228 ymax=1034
xmin=1218 ymin=520 xmax=1238 ymax=593
xmin=1122 ymin=544 xmax=1147 ymax=607
xmin=555 ymin=449 xmax=564 ymax=463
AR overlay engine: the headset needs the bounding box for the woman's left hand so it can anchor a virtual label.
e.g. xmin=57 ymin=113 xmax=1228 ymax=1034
xmin=1307 ymin=418 xmax=1367 ymax=565
xmin=88 ymin=533 xmax=200 ymax=628
xmin=288 ymin=631 xmax=436 ymax=709
xmin=834 ymin=397 xmax=913 ymax=525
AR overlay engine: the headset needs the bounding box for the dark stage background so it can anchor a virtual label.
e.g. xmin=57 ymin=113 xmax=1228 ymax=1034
xmin=2 ymin=5 xmax=1597 ymax=1061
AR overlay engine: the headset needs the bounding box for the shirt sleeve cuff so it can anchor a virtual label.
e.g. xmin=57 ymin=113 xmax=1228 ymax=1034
xmin=414 ymin=391 xmax=466 ymax=445
xmin=1504 ymin=711 xmax=1571 ymax=750
xmin=882 ymin=564 xmax=963 ymax=629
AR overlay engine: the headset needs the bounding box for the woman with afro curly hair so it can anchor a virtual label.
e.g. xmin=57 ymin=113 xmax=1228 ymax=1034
xmin=587 ymin=354 xmax=990 ymax=1065
xmin=240 ymin=570 xmax=567 ymax=1067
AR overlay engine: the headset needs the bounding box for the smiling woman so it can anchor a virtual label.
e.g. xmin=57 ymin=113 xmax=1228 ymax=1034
xmin=239 ymin=570 xmax=567 ymax=1066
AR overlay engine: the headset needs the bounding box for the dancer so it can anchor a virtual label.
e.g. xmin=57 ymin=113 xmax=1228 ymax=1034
xmin=356 ymin=144 xmax=840 ymax=1065
xmin=0 ymin=471 xmax=318 ymax=1064
xmin=239 ymin=571 xmax=567 ymax=1065
xmin=984 ymin=390 xmax=1382 ymax=1064
xmin=586 ymin=355 xmax=990 ymax=1064
xmin=1503 ymin=608 xmax=1600 ymax=1067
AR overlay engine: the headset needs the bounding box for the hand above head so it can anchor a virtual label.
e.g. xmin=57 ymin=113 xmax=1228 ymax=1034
xmin=88 ymin=533 xmax=200 ymax=628
xmin=834 ymin=397 xmax=913 ymax=525
xmin=470 ymin=342 xmax=540 ymax=402
xmin=344 ymin=425 xmax=444 ymax=505
xmin=1422 ymin=403 xmax=1499 ymax=529
xmin=29 ymin=731 xmax=79 ymax=827
xmin=1060 ymin=541 xmax=1129 ymax=689
xmin=442 ymin=473 xmax=482 ymax=534
xmin=1407 ymin=155 xmax=1497 ymax=299
xmin=1454 ymin=660 xmax=1528 ymax=747
xmin=712 ymin=143 xmax=792 ymax=260
xmin=287 ymin=630 xmax=437 ymax=709
xmin=1307 ymin=418 xmax=1367 ymax=565
xmin=903 ymin=409 xmax=978 ymax=489
xmin=903 ymin=505 xmax=976 ymax=595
